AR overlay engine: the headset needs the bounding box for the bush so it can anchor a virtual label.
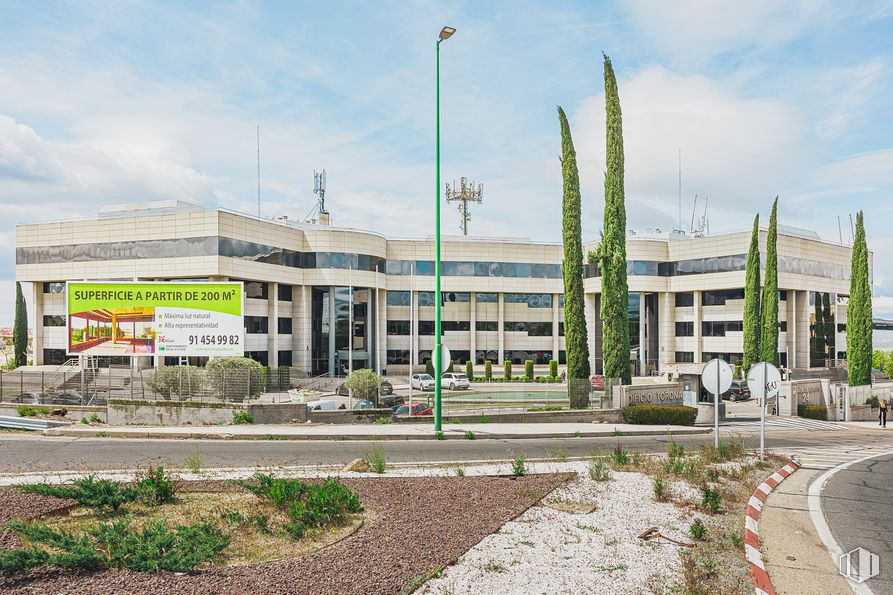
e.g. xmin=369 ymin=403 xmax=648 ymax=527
xmin=16 ymin=406 xmax=52 ymax=417
xmin=146 ymin=366 xmax=205 ymax=398
xmin=232 ymin=410 xmax=253 ymax=425
xmin=701 ymin=486 xmax=722 ymax=513
xmin=549 ymin=359 xmax=558 ymax=377
xmin=205 ymin=357 xmax=265 ymax=399
xmin=466 ymin=361 xmax=474 ymax=379
xmin=504 ymin=361 xmax=512 ymax=380
xmin=511 ymin=455 xmax=526 ymax=476
xmin=524 ymin=360 xmax=534 ymax=380
xmin=588 ymin=457 xmax=610 ymax=482
xmin=464 ymin=430 xmax=475 ymax=440
xmin=362 ymin=444 xmax=386 ymax=474
xmin=425 ymin=359 xmax=435 ymax=377
xmin=798 ymin=404 xmax=828 ymax=420
xmin=1 ymin=517 xmax=229 ymax=574
xmin=484 ymin=361 xmax=492 ymax=380
xmin=611 ymin=441 xmax=628 ymax=466
xmin=689 ymin=519 xmax=707 ymax=540
xmin=622 ymin=405 xmax=697 ymax=426
xmin=343 ymin=369 xmax=383 ymax=402
xmin=19 ymin=476 xmax=133 ymax=512
xmin=132 ymin=467 xmax=176 ymax=507
xmin=652 ymin=475 xmax=669 ymax=501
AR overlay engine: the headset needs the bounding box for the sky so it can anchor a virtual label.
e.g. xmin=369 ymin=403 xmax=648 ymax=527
xmin=1 ymin=0 xmax=892 ymax=336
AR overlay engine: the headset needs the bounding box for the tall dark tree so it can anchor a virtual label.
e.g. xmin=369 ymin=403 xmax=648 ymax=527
xmin=558 ymin=107 xmax=590 ymax=408
xmin=847 ymin=211 xmax=872 ymax=386
xmin=598 ymin=53 xmax=631 ymax=384
xmin=13 ymin=282 xmax=27 ymax=368
xmin=742 ymin=214 xmax=761 ymax=373
xmin=759 ymin=197 xmax=779 ymax=365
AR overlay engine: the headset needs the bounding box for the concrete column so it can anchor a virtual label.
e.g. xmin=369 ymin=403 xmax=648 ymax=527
xmin=376 ymin=286 xmax=386 ymax=374
xmin=693 ymin=290 xmax=702 ymax=363
xmin=294 ymin=285 xmax=312 ymax=374
xmin=659 ymin=291 xmax=673 ymax=369
xmin=328 ymin=285 xmax=336 ymax=375
xmin=469 ymin=292 xmax=476 ymax=365
xmin=787 ymin=291 xmax=796 ymax=369
xmin=497 ymin=292 xmax=505 ymax=364
xmin=552 ymin=293 xmax=560 ymax=362
xmin=411 ymin=290 xmax=419 ymax=367
xmin=32 ymin=283 xmax=43 ymax=365
xmin=584 ymin=292 xmax=597 ymax=373
xmin=639 ymin=291 xmax=646 ymax=376
xmin=268 ymin=282 xmax=279 ymax=368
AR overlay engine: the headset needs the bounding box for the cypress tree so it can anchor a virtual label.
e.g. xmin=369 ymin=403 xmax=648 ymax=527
xmin=742 ymin=214 xmax=761 ymax=373
xmin=599 ymin=54 xmax=631 ymax=384
xmin=759 ymin=197 xmax=779 ymax=365
xmin=558 ymin=106 xmax=590 ymax=407
xmin=13 ymin=281 xmax=28 ymax=368
xmin=847 ymin=211 xmax=872 ymax=386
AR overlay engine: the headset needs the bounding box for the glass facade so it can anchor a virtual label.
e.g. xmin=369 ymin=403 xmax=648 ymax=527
xmin=504 ymin=293 xmax=552 ymax=308
xmin=701 ymin=320 xmax=743 ymax=337
xmin=504 ymin=321 xmax=553 ymax=336
xmin=809 ymin=291 xmax=836 ymax=368
xmin=475 ymin=292 xmax=498 ymax=303
xmin=386 ymin=260 xmax=561 ymax=279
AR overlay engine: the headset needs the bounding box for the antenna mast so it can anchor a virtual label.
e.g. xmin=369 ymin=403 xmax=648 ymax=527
xmin=311 ymin=169 xmax=330 ymax=225
xmin=256 ymin=125 xmax=261 ymax=218
xmin=445 ymin=177 xmax=484 ymax=235
xmin=677 ymin=149 xmax=682 ymax=231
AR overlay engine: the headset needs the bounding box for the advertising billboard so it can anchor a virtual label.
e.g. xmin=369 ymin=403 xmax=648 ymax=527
xmin=66 ymin=282 xmax=244 ymax=357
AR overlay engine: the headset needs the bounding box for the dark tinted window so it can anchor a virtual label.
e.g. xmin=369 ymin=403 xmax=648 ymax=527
xmin=675 ymin=293 xmax=694 ymax=307
xmin=277 ymin=318 xmax=292 ymax=334
xmin=278 ymin=285 xmax=293 ymax=301
xmin=43 ymin=315 xmax=66 ymax=327
xmin=245 ymin=316 xmax=269 ymax=334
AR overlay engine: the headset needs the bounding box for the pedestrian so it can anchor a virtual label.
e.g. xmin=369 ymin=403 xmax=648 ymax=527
xmin=880 ymin=399 xmax=888 ymax=428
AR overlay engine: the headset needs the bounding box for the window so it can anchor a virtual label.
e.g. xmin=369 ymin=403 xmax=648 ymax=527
xmin=450 ymin=350 xmax=471 ymax=364
xmin=442 ymin=321 xmax=470 ymax=332
xmin=675 ymin=292 xmax=694 ymax=307
xmin=277 ymin=317 xmax=292 ymax=334
xmin=504 ymin=294 xmax=552 ymax=308
xmin=245 ymin=282 xmax=268 ymax=299
xmin=43 ymin=349 xmax=67 ymax=365
xmin=675 ymin=321 xmax=694 ymax=337
xmin=779 ymin=290 xmax=787 ymax=301
xmin=387 ymin=349 xmax=410 ymax=364
xmin=809 ymin=291 xmax=836 ymax=367
xmin=558 ymin=322 xmax=565 ymax=336
xmin=476 ymin=321 xmax=498 ymax=331
xmin=244 ymin=350 xmax=269 ymax=366
xmin=387 ymin=291 xmax=410 ymax=306
xmin=43 ymin=282 xmax=65 ymax=294
xmin=702 ymin=289 xmax=745 ymax=306
xmin=418 ymin=292 xmax=435 ymax=307
xmin=701 ymin=320 xmax=743 ymax=337
xmin=418 ymin=321 xmax=435 ymax=335
xmin=702 ymin=352 xmax=743 ymax=365
xmin=43 ymin=315 xmax=66 ymax=327
xmin=244 ymin=316 xmax=269 ymax=334
xmin=779 ymin=321 xmax=788 ymax=332
xmin=442 ymin=292 xmax=470 ymax=303
xmin=387 ymin=320 xmax=410 ymax=335
xmin=278 ymin=285 xmax=293 ymax=302
xmin=278 ymin=350 xmax=293 ymax=366
xmin=674 ymin=351 xmax=694 ymax=363
xmin=475 ymin=292 xmax=497 ymax=303
xmin=837 ymin=323 xmax=847 ymax=333
xmin=504 ymin=322 xmax=552 ymax=336
xmin=558 ymin=294 xmax=565 ymax=308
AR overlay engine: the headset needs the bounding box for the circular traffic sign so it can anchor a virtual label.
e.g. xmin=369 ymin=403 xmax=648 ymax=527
xmin=440 ymin=344 xmax=451 ymax=370
xmin=702 ymin=358 xmax=733 ymax=396
xmin=746 ymin=362 xmax=782 ymax=401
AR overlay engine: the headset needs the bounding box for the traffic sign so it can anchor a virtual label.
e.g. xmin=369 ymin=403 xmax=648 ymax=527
xmin=702 ymin=358 xmax=733 ymax=396
xmin=440 ymin=344 xmax=451 ymax=370
xmin=746 ymin=362 xmax=781 ymax=401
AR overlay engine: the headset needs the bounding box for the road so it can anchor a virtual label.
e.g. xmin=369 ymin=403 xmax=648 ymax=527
xmin=1 ymin=428 xmax=890 ymax=474
xmin=822 ymin=451 xmax=893 ymax=594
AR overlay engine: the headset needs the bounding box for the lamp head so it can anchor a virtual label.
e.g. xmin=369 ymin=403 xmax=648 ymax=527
xmin=439 ymin=26 xmax=456 ymax=40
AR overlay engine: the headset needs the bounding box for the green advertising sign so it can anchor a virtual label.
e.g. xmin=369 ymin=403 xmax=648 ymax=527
xmin=67 ymin=282 xmax=242 ymax=316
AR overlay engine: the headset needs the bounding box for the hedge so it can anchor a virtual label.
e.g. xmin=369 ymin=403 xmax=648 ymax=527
xmin=549 ymin=359 xmax=558 ymax=377
xmin=466 ymin=361 xmax=474 ymax=379
xmin=798 ymin=404 xmax=828 ymax=421
xmin=524 ymin=360 xmax=534 ymax=380
xmin=205 ymin=357 xmax=265 ymax=398
xmin=147 ymin=365 xmax=205 ymax=398
xmin=504 ymin=361 xmax=512 ymax=380
xmin=621 ymin=405 xmax=697 ymax=426
xmin=484 ymin=361 xmax=492 ymax=381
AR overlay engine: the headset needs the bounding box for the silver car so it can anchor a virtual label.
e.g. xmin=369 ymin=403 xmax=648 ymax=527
xmin=441 ymin=373 xmax=471 ymax=390
xmin=411 ymin=373 xmax=435 ymax=391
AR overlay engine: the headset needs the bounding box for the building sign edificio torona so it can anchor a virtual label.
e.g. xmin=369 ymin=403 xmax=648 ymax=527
xmin=621 ymin=383 xmax=684 ymax=408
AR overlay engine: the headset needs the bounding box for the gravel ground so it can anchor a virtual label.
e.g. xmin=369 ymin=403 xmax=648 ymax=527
xmin=421 ymin=463 xmax=703 ymax=595
xmin=0 ymin=474 xmax=569 ymax=594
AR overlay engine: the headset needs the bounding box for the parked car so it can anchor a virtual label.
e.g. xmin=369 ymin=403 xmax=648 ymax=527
xmin=379 ymin=395 xmax=406 ymax=410
xmin=306 ymin=399 xmax=338 ymax=412
xmin=723 ymin=380 xmax=751 ymax=402
xmin=394 ymin=402 xmax=433 ymax=416
xmin=336 ymin=379 xmax=394 ymax=397
xmin=411 ymin=373 xmax=436 ymax=391
xmin=590 ymin=375 xmax=606 ymax=390
xmin=352 ymin=400 xmax=375 ymax=410
xmin=441 ymin=373 xmax=470 ymax=390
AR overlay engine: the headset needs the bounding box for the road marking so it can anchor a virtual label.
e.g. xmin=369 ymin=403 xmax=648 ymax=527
xmin=783 ymin=444 xmax=893 ymax=470
xmin=722 ymin=417 xmax=847 ymax=432
xmin=807 ymin=449 xmax=893 ymax=595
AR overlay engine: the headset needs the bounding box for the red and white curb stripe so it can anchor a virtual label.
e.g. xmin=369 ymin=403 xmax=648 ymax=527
xmin=744 ymin=460 xmax=800 ymax=595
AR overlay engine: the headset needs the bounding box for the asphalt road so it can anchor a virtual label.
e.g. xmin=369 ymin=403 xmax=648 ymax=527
xmin=0 ymin=428 xmax=886 ymax=474
xmin=822 ymin=452 xmax=893 ymax=594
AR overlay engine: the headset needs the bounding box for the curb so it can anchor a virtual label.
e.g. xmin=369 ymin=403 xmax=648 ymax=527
xmin=745 ymin=459 xmax=800 ymax=595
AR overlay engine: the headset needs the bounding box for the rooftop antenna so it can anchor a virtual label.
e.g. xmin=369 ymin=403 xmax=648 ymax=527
xmin=445 ymin=177 xmax=484 ymax=235
xmin=837 ymin=215 xmax=843 ymax=245
xmin=849 ymin=213 xmax=855 ymax=244
xmin=256 ymin=125 xmax=261 ymax=218
xmin=677 ymin=149 xmax=682 ymax=231
xmin=689 ymin=194 xmax=698 ymax=234
xmin=703 ymin=193 xmax=710 ymax=235
xmin=311 ymin=169 xmax=330 ymax=225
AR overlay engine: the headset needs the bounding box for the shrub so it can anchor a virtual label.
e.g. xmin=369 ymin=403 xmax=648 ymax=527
xmin=798 ymin=404 xmax=828 ymax=420
xmin=588 ymin=457 xmax=611 ymax=482
xmin=205 ymin=357 xmax=265 ymax=399
xmin=80 ymin=417 xmax=89 ymax=425
xmin=700 ymin=439 xmax=746 ymax=463
xmin=146 ymin=366 xmax=205 ymax=398
xmin=511 ymin=455 xmax=526 ymax=476
xmin=425 ymin=359 xmax=435 ymax=377
xmin=362 ymin=444 xmax=387 ymax=474
xmin=524 ymin=360 xmax=534 ymax=380
xmin=549 ymin=359 xmax=558 ymax=377
xmin=19 ymin=476 xmax=134 ymax=512
xmin=343 ymin=369 xmax=384 ymax=403
xmin=667 ymin=439 xmax=684 ymax=461
xmin=232 ymin=410 xmax=253 ymax=425
xmin=484 ymin=361 xmax=492 ymax=380
xmin=621 ymin=405 xmax=697 ymax=426
xmin=478 ymin=414 xmax=489 ymax=424
xmin=504 ymin=361 xmax=512 ymax=380
xmin=434 ymin=431 xmax=444 ymax=440
xmin=16 ymin=406 xmax=51 ymax=417
xmin=652 ymin=474 xmax=669 ymax=501
xmin=701 ymin=486 xmax=722 ymax=513
xmin=868 ymin=396 xmax=880 ymax=408
xmin=466 ymin=361 xmax=474 ymax=379
xmin=132 ymin=466 xmax=176 ymax=507
xmin=464 ymin=430 xmax=475 ymax=440
xmin=689 ymin=519 xmax=707 ymax=540
xmin=611 ymin=441 xmax=628 ymax=466
xmin=1 ymin=517 xmax=229 ymax=574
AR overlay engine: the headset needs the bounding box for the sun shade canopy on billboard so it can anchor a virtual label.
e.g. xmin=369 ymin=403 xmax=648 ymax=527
xmin=66 ymin=282 xmax=244 ymax=357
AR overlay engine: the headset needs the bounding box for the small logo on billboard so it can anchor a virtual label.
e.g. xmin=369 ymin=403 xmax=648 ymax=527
xmin=839 ymin=547 xmax=879 ymax=583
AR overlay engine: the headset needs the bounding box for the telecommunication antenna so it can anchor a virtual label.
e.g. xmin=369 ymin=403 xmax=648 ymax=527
xmin=445 ymin=177 xmax=484 ymax=235
xmin=256 ymin=125 xmax=261 ymax=218
xmin=677 ymin=149 xmax=682 ymax=231
xmin=307 ymin=169 xmax=330 ymax=225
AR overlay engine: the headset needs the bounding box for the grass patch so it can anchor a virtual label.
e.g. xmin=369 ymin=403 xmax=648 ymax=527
xmin=16 ymin=405 xmax=51 ymax=418
xmin=464 ymin=430 xmax=475 ymax=440
xmin=549 ymin=447 xmax=570 ymax=463
xmin=184 ymin=450 xmax=204 ymax=474
xmin=611 ymin=441 xmax=629 ymax=467
xmin=511 ymin=455 xmax=527 ymax=477
xmin=362 ymin=444 xmax=387 ymax=474
xmin=652 ymin=474 xmax=669 ymax=502
xmin=231 ymin=410 xmax=253 ymax=425
xmin=689 ymin=519 xmax=707 ymax=540
xmin=373 ymin=417 xmax=392 ymax=425
xmin=588 ymin=457 xmax=611 ymax=482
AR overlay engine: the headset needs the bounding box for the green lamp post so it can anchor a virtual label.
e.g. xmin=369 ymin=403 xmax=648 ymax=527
xmin=434 ymin=25 xmax=455 ymax=433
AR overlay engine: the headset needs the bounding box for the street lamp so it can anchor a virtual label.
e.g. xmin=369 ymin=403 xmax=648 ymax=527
xmin=434 ymin=25 xmax=455 ymax=433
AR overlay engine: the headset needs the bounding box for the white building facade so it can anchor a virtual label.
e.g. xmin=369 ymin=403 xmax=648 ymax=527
xmin=15 ymin=202 xmax=863 ymax=375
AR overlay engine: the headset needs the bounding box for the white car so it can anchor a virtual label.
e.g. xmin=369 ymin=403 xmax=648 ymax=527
xmin=411 ymin=373 xmax=435 ymax=391
xmin=306 ymin=399 xmax=338 ymax=412
xmin=441 ymin=373 xmax=471 ymax=390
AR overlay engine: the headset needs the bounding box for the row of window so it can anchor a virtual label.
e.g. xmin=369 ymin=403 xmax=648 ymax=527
xmin=385 ymin=349 xmax=567 ymax=365
xmin=674 ymin=290 xmax=788 ymax=308
xmin=675 ymin=319 xmax=788 ymax=337
xmin=385 ymin=260 xmax=562 ymax=279
xmin=386 ymin=291 xmax=556 ymax=308
xmin=386 ymin=320 xmax=559 ymax=336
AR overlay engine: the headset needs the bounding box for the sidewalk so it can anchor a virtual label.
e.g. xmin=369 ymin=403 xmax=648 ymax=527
xmin=46 ymin=422 xmax=711 ymax=441
xmin=841 ymin=420 xmax=893 ymax=432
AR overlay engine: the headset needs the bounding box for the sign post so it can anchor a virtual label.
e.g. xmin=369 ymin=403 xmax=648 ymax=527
xmin=702 ymin=358 xmax=733 ymax=448
xmin=746 ymin=362 xmax=782 ymax=460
